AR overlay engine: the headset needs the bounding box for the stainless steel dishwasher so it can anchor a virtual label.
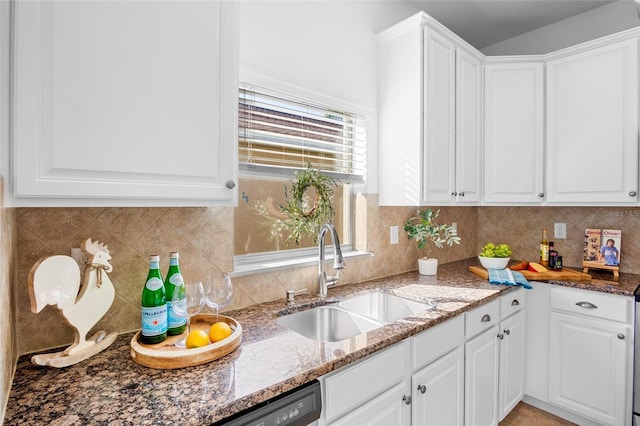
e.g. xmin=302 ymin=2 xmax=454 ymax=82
xmin=212 ymin=379 xmax=322 ymax=426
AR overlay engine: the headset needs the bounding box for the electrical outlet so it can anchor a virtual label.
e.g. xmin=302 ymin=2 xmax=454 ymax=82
xmin=390 ymin=226 xmax=399 ymax=245
xmin=554 ymin=223 xmax=567 ymax=239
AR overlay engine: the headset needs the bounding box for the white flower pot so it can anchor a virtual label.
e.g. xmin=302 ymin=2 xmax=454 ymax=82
xmin=418 ymin=258 xmax=438 ymax=275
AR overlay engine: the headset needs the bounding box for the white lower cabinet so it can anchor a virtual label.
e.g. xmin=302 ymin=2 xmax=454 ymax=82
xmin=498 ymin=310 xmax=525 ymax=421
xmin=526 ymin=283 xmax=633 ymax=426
xmin=411 ymin=347 xmax=464 ymax=426
xmin=320 ymin=341 xmax=410 ymax=425
xmin=547 ymin=286 xmax=633 ymax=426
xmin=465 ymin=325 xmax=500 ymax=426
xmin=329 ymin=381 xmax=410 ymax=426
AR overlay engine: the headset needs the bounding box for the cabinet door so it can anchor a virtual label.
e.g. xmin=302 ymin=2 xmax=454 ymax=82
xmin=484 ymin=62 xmax=544 ymax=203
xmin=498 ymin=310 xmax=525 ymax=421
xmin=423 ymin=28 xmax=456 ymax=203
xmin=412 ymin=346 xmax=464 ymax=426
xmin=13 ymin=0 xmax=237 ymax=205
xmin=546 ymin=38 xmax=639 ymax=203
xmin=549 ymin=312 xmax=629 ymax=425
xmin=454 ymin=48 xmax=482 ymax=203
xmin=329 ymin=382 xmax=410 ymax=426
xmin=465 ymin=325 xmax=499 ymax=426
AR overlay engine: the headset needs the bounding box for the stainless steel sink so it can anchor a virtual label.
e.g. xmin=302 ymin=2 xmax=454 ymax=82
xmin=276 ymin=305 xmax=384 ymax=342
xmin=338 ymin=291 xmax=434 ymax=323
xmin=277 ymin=292 xmax=434 ymax=342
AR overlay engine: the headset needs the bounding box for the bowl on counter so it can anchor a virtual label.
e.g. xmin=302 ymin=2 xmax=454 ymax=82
xmin=478 ymin=256 xmax=510 ymax=270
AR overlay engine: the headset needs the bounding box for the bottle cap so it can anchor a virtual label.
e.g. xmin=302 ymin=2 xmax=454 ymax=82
xmin=549 ymin=241 xmax=554 ymax=246
xmin=170 ymin=252 xmax=179 ymax=258
xmin=149 ymin=255 xmax=160 ymax=261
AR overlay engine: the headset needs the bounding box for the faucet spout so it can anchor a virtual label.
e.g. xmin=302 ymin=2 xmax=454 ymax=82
xmin=317 ymin=223 xmax=346 ymax=300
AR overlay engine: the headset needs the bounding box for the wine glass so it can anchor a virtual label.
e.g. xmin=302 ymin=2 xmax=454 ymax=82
xmin=172 ymin=281 xmax=205 ymax=348
xmin=204 ymin=274 xmax=233 ymax=322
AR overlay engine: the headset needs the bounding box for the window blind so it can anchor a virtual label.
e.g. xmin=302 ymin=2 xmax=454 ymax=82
xmin=239 ymin=85 xmax=366 ymax=182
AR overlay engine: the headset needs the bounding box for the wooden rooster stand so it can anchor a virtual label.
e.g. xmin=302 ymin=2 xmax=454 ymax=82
xmin=28 ymin=238 xmax=118 ymax=368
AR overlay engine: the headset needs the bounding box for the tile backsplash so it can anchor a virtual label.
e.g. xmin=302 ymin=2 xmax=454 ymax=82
xmin=479 ymin=206 xmax=640 ymax=273
xmin=13 ymin=197 xmax=477 ymax=355
xmin=0 ymin=177 xmax=17 ymax=423
xmin=12 ymin=202 xmax=640 ymax=356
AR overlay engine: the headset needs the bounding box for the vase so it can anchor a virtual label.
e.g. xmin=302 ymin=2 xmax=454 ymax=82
xmin=418 ymin=258 xmax=438 ymax=275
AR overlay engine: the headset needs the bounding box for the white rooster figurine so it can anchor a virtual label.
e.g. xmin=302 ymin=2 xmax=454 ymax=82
xmin=28 ymin=238 xmax=118 ymax=367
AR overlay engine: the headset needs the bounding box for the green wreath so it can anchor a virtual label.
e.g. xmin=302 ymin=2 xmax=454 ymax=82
xmin=281 ymin=166 xmax=337 ymax=245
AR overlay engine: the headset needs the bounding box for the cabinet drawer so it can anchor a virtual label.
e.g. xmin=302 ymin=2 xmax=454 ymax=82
xmin=323 ymin=341 xmax=408 ymax=423
xmin=466 ymin=300 xmax=500 ymax=338
xmin=500 ymin=288 xmax=526 ymax=319
xmin=412 ymin=315 xmax=465 ymax=370
xmin=550 ymin=287 xmax=631 ymax=323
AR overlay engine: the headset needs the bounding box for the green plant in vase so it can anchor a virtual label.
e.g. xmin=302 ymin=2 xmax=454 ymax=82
xmin=404 ymin=208 xmax=461 ymax=275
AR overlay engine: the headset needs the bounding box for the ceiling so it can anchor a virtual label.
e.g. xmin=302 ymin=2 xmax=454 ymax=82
xmin=406 ymin=0 xmax=618 ymax=49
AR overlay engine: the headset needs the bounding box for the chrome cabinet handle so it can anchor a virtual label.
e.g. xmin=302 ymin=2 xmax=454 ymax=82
xmin=630 ymin=191 xmax=637 ymax=197
xmin=618 ymin=333 xmax=625 ymax=340
xmin=504 ymin=329 xmax=510 ymax=335
xmin=481 ymin=314 xmax=491 ymax=322
xmin=417 ymin=384 xmax=426 ymax=394
xmin=511 ymin=299 xmax=520 ymax=306
xmin=459 ymin=192 xmax=465 ymax=197
xmin=451 ymin=192 xmax=458 ymax=196
xmin=538 ymin=193 xmax=544 ymax=198
xmin=403 ymin=395 xmax=412 ymax=405
xmin=497 ymin=333 xmax=504 ymax=340
xmin=226 ymin=179 xmax=236 ymax=189
xmin=575 ymin=301 xmax=598 ymax=309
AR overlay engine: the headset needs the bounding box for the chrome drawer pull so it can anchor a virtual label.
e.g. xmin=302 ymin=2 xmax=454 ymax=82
xmin=417 ymin=385 xmax=426 ymax=394
xmin=511 ymin=299 xmax=520 ymax=306
xmin=481 ymin=314 xmax=491 ymax=322
xmin=575 ymin=301 xmax=598 ymax=309
xmin=403 ymin=395 xmax=412 ymax=405
xmin=618 ymin=333 xmax=625 ymax=340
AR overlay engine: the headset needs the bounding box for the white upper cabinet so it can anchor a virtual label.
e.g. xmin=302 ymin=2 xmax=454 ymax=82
xmin=454 ymin=48 xmax=483 ymax=203
xmin=484 ymin=61 xmax=544 ymax=203
xmin=546 ymin=37 xmax=639 ymax=204
xmin=12 ymin=0 xmax=238 ymax=206
xmin=377 ymin=13 xmax=483 ymax=206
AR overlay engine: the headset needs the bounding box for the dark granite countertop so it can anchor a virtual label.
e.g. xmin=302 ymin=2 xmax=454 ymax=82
xmin=4 ymin=258 xmax=636 ymax=425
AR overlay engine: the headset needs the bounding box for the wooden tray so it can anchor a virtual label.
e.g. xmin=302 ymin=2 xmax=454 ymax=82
xmin=130 ymin=314 xmax=242 ymax=369
xmin=469 ymin=265 xmax=592 ymax=282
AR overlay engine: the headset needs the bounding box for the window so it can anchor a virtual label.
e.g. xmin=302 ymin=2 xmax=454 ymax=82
xmin=234 ymin=84 xmax=367 ymax=270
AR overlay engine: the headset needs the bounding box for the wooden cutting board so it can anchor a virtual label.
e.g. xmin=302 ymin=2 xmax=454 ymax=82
xmin=469 ymin=265 xmax=592 ymax=282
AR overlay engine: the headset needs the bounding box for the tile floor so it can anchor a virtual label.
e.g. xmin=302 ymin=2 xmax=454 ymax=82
xmin=500 ymin=402 xmax=576 ymax=425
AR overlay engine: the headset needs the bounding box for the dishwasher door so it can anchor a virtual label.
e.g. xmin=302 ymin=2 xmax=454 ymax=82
xmin=214 ymin=380 xmax=322 ymax=426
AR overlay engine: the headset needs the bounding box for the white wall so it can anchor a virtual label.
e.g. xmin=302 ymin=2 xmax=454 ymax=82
xmin=481 ymin=1 xmax=640 ymax=56
xmin=238 ymin=1 xmax=419 ymax=193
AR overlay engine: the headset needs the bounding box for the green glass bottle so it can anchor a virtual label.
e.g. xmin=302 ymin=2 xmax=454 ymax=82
xmin=141 ymin=255 xmax=167 ymax=344
xmin=165 ymin=252 xmax=186 ymax=336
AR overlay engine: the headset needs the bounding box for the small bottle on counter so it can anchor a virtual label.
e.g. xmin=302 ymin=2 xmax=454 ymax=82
xmin=548 ymin=241 xmax=558 ymax=269
xmin=165 ymin=252 xmax=186 ymax=336
xmin=554 ymin=256 xmax=563 ymax=271
xmin=141 ymin=255 xmax=167 ymax=344
xmin=540 ymin=228 xmax=549 ymax=267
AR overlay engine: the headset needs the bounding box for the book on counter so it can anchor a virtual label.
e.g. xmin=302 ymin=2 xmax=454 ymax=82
xmin=583 ymin=228 xmax=621 ymax=269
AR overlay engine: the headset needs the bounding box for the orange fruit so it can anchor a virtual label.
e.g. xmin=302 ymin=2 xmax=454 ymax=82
xmin=185 ymin=329 xmax=210 ymax=349
xmin=209 ymin=322 xmax=233 ymax=342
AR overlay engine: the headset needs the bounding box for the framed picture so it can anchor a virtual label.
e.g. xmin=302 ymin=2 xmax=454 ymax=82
xmin=583 ymin=228 xmax=621 ymax=269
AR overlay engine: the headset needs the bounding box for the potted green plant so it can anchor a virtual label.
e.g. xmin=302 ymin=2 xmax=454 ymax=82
xmin=404 ymin=208 xmax=461 ymax=275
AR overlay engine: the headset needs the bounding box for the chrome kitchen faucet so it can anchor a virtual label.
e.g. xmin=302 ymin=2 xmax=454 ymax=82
xmin=317 ymin=223 xmax=346 ymax=300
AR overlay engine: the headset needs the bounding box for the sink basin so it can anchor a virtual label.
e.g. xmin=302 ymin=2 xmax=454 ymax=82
xmin=338 ymin=292 xmax=434 ymax=323
xmin=276 ymin=306 xmax=383 ymax=342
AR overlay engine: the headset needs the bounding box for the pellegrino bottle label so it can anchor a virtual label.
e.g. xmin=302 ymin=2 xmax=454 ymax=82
xmin=141 ymin=305 xmax=167 ymax=336
xmin=145 ymin=277 xmax=163 ymax=291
